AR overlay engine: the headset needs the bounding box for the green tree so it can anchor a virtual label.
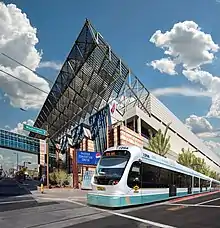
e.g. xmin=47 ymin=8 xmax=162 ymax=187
xmin=178 ymin=149 xmax=211 ymax=176
xmin=49 ymin=169 xmax=68 ymax=187
xmin=147 ymin=123 xmax=171 ymax=157
xmin=177 ymin=148 xmax=196 ymax=169
xmin=193 ymin=157 xmax=210 ymax=175
xmin=209 ymin=170 xmax=218 ymax=179
xmin=49 ymin=171 xmax=57 ymax=185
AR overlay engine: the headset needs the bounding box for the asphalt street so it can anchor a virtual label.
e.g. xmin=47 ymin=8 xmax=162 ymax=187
xmin=65 ymin=191 xmax=220 ymax=228
xmin=122 ymin=191 xmax=220 ymax=228
xmin=0 ymin=178 xmax=109 ymax=228
xmin=0 ymin=179 xmax=220 ymax=228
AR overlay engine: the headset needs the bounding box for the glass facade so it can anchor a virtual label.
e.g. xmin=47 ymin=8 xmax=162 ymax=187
xmin=0 ymin=147 xmax=38 ymax=172
xmin=0 ymin=129 xmax=40 ymax=154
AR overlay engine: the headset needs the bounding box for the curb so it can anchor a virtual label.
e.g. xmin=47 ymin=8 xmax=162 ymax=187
xmin=169 ymin=190 xmax=220 ymax=203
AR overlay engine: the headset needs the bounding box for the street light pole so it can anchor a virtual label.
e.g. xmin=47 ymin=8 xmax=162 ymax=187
xmin=13 ymin=152 xmax=18 ymax=171
xmin=17 ymin=153 xmax=18 ymax=171
xmin=23 ymin=161 xmax=31 ymax=168
xmin=46 ymin=125 xmax=49 ymax=187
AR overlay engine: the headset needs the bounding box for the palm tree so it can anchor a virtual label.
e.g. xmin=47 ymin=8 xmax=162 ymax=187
xmin=178 ymin=148 xmax=197 ymax=169
xmin=178 ymin=149 xmax=211 ymax=176
xmin=209 ymin=170 xmax=218 ymax=179
xmin=147 ymin=123 xmax=171 ymax=157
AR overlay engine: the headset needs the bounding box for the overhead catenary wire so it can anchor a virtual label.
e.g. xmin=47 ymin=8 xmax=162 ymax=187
xmin=0 ymin=58 xmax=75 ymax=140
xmin=0 ymin=69 xmax=49 ymax=95
xmin=0 ymin=52 xmax=54 ymax=85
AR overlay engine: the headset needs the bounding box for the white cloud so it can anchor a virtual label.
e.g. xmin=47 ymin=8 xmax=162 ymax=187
xmin=204 ymin=140 xmax=220 ymax=156
xmin=148 ymin=58 xmax=177 ymax=75
xmin=11 ymin=119 xmax=34 ymax=135
xmin=0 ymin=3 xmax=50 ymax=109
xmin=149 ymin=20 xmax=220 ymax=119
xmin=151 ymin=87 xmax=212 ymax=97
xmin=39 ymin=61 xmax=62 ymax=71
xmin=185 ymin=115 xmax=213 ymax=134
xmin=204 ymin=140 xmax=220 ymax=150
xmin=150 ymin=21 xmax=219 ymax=70
xmin=183 ymin=69 xmax=220 ymax=118
xmin=185 ymin=115 xmax=220 ymax=140
xmin=197 ymin=131 xmax=220 ymax=138
xmin=185 ymin=115 xmax=220 ymax=156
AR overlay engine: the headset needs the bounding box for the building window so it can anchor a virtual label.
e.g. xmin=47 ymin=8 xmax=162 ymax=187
xmin=0 ymin=130 xmax=40 ymax=153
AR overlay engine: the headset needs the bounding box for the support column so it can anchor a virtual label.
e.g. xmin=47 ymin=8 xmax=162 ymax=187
xmin=72 ymin=148 xmax=79 ymax=189
xmin=137 ymin=117 xmax=141 ymax=136
xmin=133 ymin=117 xmax=136 ymax=132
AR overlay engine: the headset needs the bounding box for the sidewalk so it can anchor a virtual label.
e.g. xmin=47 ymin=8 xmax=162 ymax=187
xmin=31 ymin=187 xmax=90 ymax=203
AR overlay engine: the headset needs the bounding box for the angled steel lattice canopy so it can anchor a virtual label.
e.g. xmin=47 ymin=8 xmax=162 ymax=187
xmin=30 ymin=19 xmax=151 ymax=140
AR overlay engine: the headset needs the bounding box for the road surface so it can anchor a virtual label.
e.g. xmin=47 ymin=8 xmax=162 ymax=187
xmin=1 ymin=179 xmax=220 ymax=228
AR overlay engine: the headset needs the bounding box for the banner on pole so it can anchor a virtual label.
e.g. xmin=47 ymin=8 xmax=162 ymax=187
xmin=81 ymin=170 xmax=94 ymax=190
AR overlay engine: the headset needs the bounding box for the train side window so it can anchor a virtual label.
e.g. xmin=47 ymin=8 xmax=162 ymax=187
xmin=127 ymin=161 xmax=141 ymax=188
xmin=194 ymin=177 xmax=199 ymax=187
xmin=200 ymin=179 xmax=209 ymax=188
xmin=141 ymin=163 xmax=170 ymax=188
xmin=141 ymin=163 xmax=158 ymax=188
xmin=186 ymin=175 xmax=192 ymax=187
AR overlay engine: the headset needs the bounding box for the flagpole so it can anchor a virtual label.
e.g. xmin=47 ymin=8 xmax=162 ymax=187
xmin=106 ymin=108 xmax=109 ymax=150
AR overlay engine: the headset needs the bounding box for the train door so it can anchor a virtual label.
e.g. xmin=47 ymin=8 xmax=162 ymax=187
xmin=127 ymin=161 xmax=142 ymax=195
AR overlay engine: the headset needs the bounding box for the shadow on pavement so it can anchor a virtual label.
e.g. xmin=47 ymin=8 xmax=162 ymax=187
xmin=20 ymin=179 xmax=40 ymax=191
xmin=0 ymin=178 xmax=39 ymax=199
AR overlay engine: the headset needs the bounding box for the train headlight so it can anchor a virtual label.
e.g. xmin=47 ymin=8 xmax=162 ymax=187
xmin=112 ymin=180 xmax=119 ymax=185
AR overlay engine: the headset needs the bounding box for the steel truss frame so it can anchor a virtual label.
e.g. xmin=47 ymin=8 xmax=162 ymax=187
xmin=31 ymin=19 xmax=151 ymax=140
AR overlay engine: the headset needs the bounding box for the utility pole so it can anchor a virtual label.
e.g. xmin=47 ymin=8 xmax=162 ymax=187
xmin=16 ymin=153 xmax=18 ymax=171
xmin=46 ymin=125 xmax=49 ymax=187
xmin=106 ymin=109 xmax=109 ymax=150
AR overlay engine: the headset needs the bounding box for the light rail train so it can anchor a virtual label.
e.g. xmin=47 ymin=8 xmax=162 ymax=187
xmin=87 ymin=145 xmax=220 ymax=207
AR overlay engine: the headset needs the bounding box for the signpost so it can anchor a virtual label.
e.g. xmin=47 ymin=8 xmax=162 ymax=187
xmin=23 ymin=124 xmax=49 ymax=187
xmin=23 ymin=124 xmax=47 ymax=136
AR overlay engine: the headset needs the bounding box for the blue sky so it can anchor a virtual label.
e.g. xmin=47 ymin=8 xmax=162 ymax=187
xmin=1 ymin=0 xmax=220 ymax=152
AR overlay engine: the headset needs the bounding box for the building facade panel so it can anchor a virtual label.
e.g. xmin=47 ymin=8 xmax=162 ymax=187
xmin=149 ymin=94 xmax=220 ymax=166
xmin=124 ymin=106 xmax=220 ymax=172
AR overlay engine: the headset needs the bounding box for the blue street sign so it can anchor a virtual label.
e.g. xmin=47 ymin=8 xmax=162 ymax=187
xmin=77 ymin=151 xmax=101 ymax=165
xmin=23 ymin=124 xmax=47 ymax=136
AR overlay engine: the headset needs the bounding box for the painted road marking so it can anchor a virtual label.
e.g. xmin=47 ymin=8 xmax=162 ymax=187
xmin=166 ymin=202 xmax=220 ymax=208
xmin=168 ymin=190 xmax=220 ymax=203
xmin=0 ymin=199 xmax=35 ymax=205
xmin=116 ymin=201 xmax=168 ymax=213
xmin=196 ymin=197 xmax=220 ymax=205
xmin=167 ymin=205 xmax=187 ymax=211
xmin=40 ymin=197 xmax=176 ymax=228
xmin=110 ymin=211 xmax=176 ymax=228
xmin=0 ymin=195 xmax=32 ymax=202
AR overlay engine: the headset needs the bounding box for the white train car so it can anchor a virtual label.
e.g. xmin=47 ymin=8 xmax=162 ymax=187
xmin=87 ymin=145 xmax=220 ymax=208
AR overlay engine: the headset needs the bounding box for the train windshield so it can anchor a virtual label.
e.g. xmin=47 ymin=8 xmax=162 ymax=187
xmin=95 ymin=150 xmax=130 ymax=184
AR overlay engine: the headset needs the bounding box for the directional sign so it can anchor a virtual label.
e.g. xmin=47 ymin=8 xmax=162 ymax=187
xmin=23 ymin=124 xmax=47 ymax=136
